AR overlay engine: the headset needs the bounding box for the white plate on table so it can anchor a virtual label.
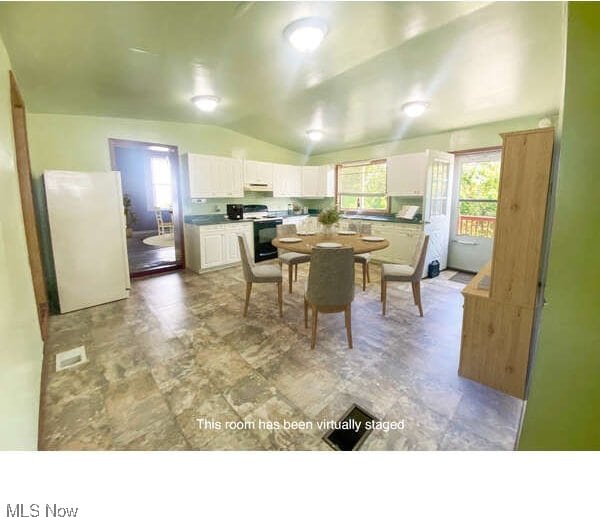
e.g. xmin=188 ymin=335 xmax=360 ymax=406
xmin=361 ymin=236 xmax=385 ymax=242
xmin=315 ymin=242 xmax=343 ymax=248
xmin=337 ymin=230 xmax=357 ymax=235
xmin=279 ymin=237 xmax=302 ymax=243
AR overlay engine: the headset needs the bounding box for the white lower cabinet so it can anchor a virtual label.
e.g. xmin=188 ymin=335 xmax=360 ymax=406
xmin=185 ymin=222 xmax=253 ymax=272
xmin=200 ymin=231 xmax=225 ymax=269
xmin=369 ymin=222 xmax=424 ymax=273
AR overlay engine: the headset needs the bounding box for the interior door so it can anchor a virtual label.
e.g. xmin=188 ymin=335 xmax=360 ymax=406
xmin=423 ymin=150 xmax=454 ymax=271
xmin=448 ymin=150 xmax=502 ymax=272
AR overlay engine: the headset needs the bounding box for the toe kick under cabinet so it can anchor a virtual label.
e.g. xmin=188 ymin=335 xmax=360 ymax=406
xmin=184 ymin=222 xmax=253 ymax=272
xmin=458 ymin=128 xmax=554 ymax=399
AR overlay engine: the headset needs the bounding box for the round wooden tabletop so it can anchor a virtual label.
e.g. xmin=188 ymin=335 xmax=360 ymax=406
xmin=272 ymin=233 xmax=389 ymax=255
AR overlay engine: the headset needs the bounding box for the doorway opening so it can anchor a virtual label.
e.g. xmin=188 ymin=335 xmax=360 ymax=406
xmin=448 ymin=149 xmax=502 ymax=272
xmin=109 ymin=139 xmax=184 ymax=276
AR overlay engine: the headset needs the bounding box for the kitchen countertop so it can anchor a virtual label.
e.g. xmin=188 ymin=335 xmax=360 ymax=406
xmin=184 ymin=212 xmax=422 ymax=226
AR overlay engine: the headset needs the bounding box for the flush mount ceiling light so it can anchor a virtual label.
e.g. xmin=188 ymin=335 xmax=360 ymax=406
xmin=284 ymin=17 xmax=328 ymax=52
xmin=191 ymin=95 xmax=220 ymax=112
xmin=401 ymin=101 xmax=429 ymax=118
xmin=306 ymin=129 xmax=324 ymax=142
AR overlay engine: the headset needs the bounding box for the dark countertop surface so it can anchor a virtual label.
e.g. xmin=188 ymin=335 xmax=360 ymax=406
xmin=185 ymin=211 xmax=422 ymax=226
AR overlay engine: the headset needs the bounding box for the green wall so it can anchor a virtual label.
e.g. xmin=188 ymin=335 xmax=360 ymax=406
xmin=308 ymin=114 xmax=552 ymax=165
xmin=0 ymin=35 xmax=43 ymax=449
xmin=518 ymin=3 xmax=600 ymax=450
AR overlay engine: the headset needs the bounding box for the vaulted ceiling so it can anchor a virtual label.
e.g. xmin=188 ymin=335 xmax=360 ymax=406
xmin=0 ymin=1 xmax=565 ymax=154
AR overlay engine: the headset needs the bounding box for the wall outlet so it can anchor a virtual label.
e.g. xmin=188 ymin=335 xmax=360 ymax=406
xmin=191 ymin=198 xmax=207 ymax=204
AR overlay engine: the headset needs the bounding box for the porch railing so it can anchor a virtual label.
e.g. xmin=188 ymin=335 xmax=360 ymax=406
xmin=457 ymin=215 xmax=496 ymax=238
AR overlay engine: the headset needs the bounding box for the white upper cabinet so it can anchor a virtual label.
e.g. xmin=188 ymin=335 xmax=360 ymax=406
xmin=273 ymin=164 xmax=302 ymax=197
xmin=321 ymin=164 xmax=336 ymax=197
xmin=184 ymin=154 xmax=243 ymax=198
xmin=213 ymin=156 xmax=244 ymax=197
xmin=301 ymin=165 xmax=327 ymax=197
xmin=186 ymin=154 xmax=213 ymax=198
xmin=244 ymin=160 xmax=274 ymax=189
xmin=387 ymin=152 xmax=429 ymax=196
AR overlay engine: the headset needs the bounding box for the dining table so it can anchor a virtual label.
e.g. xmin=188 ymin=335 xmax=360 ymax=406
xmin=272 ymin=232 xmax=389 ymax=255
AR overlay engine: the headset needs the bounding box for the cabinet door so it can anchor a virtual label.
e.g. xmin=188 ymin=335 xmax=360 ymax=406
xmin=301 ymin=166 xmax=323 ymax=197
xmin=289 ymin=165 xmax=302 ymax=196
xmin=223 ymin=231 xmax=241 ymax=263
xmin=273 ymin=163 xmax=291 ymax=197
xmin=200 ymin=232 xmax=224 ymax=269
xmin=321 ymin=164 xmax=335 ymax=197
xmin=245 ymin=160 xmax=273 ymax=187
xmin=214 ymin=157 xmax=243 ymax=197
xmin=387 ymin=152 xmax=428 ymax=196
xmin=187 ymin=154 xmax=214 ymax=198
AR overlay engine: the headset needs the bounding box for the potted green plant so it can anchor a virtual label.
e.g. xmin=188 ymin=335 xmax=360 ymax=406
xmin=317 ymin=206 xmax=341 ymax=235
xmin=123 ymin=194 xmax=137 ymax=238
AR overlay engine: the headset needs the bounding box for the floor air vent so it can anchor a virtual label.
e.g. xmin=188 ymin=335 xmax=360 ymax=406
xmin=323 ymin=404 xmax=378 ymax=451
xmin=56 ymin=345 xmax=88 ymax=372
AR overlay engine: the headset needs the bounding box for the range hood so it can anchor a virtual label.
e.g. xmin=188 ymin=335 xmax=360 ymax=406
xmin=244 ymin=183 xmax=272 ymax=192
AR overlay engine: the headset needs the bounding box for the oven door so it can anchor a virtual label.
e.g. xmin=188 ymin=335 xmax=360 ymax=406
xmin=254 ymin=219 xmax=282 ymax=262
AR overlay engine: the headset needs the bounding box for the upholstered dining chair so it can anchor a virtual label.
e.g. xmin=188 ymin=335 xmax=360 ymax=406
xmin=381 ymin=234 xmax=429 ymax=317
xmin=304 ymin=247 xmax=355 ymax=349
xmin=276 ymin=224 xmax=311 ymax=293
xmin=237 ymin=234 xmax=283 ymax=317
xmin=354 ymin=222 xmax=372 ymax=291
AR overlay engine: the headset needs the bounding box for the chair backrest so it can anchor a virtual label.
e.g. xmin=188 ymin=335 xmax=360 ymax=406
xmin=276 ymin=224 xmax=297 ymax=238
xmin=154 ymin=208 xmax=164 ymax=225
xmin=347 ymin=222 xmax=359 ymax=232
xmin=237 ymin=234 xmax=255 ymax=282
xmin=410 ymin=234 xmax=430 ymax=278
xmin=306 ymin=247 xmax=355 ymax=307
xmin=359 ymin=223 xmax=372 ymax=235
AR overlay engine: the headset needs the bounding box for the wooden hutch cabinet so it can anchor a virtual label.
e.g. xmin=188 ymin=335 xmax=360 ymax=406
xmin=458 ymin=127 xmax=555 ymax=399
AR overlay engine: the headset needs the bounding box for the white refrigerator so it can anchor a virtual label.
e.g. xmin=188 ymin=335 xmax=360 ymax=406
xmin=44 ymin=170 xmax=130 ymax=313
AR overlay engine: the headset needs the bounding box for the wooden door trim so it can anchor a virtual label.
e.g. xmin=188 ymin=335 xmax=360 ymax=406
xmin=108 ymin=138 xmax=185 ymax=277
xmin=10 ymin=71 xmax=50 ymax=451
xmin=9 ymin=71 xmax=49 ymax=337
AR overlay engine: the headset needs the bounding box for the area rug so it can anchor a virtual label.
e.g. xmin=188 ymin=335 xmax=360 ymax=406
xmin=142 ymin=234 xmax=174 ymax=248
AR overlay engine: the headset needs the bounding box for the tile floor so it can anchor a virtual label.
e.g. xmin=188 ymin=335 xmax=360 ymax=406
xmin=126 ymin=230 xmax=176 ymax=274
xmin=41 ymin=264 xmax=522 ymax=450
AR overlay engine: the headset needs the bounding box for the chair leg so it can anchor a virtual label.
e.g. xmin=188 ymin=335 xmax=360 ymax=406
xmin=304 ymin=298 xmax=308 ymax=328
xmin=345 ymin=305 xmax=353 ymax=349
xmin=410 ymin=281 xmax=417 ymax=305
xmin=362 ymin=262 xmax=367 ymax=291
xmin=311 ymin=306 xmax=318 ymax=349
xmin=413 ymin=281 xmax=423 ymax=317
xmin=288 ymin=264 xmax=293 ymax=294
xmin=277 ymin=281 xmax=283 ymax=317
xmin=366 ymin=262 xmax=370 ymax=283
xmin=382 ymin=279 xmax=387 ymax=315
xmin=294 ymin=263 xmax=298 ymax=281
xmin=243 ymin=282 xmax=252 ymax=317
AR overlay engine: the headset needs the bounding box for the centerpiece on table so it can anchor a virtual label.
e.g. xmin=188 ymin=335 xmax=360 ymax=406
xmin=317 ymin=206 xmax=341 ymax=236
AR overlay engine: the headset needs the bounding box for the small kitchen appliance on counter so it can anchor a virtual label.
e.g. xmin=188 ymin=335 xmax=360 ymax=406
xmin=226 ymin=204 xmax=244 ymax=220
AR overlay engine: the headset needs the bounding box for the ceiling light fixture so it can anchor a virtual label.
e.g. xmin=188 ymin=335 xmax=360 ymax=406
xmin=284 ymin=17 xmax=328 ymax=52
xmin=191 ymin=95 xmax=220 ymax=112
xmin=306 ymin=129 xmax=324 ymax=142
xmin=401 ymin=101 xmax=429 ymax=118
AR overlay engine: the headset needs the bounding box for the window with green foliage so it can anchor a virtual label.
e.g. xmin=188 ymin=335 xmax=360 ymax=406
xmin=337 ymin=160 xmax=388 ymax=212
xmin=456 ymin=153 xmax=501 ymax=238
